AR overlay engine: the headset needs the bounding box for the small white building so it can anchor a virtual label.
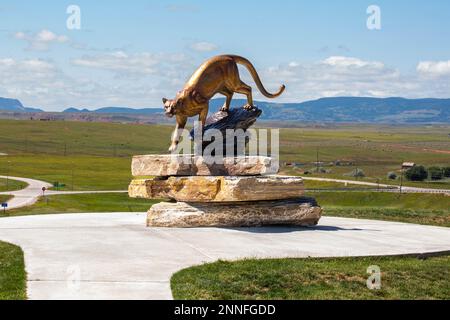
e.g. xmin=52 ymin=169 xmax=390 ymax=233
xmin=402 ymin=162 xmax=415 ymax=169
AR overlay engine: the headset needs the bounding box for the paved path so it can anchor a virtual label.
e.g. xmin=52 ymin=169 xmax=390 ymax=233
xmin=0 ymin=212 xmax=449 ymax=300
xmin=0 ymin=176 xmax=52 ymax=210
xmin=0 ymin=176 xmax=126 ymax=210
xmin=301 ymin=177 xmax=450 ymax=194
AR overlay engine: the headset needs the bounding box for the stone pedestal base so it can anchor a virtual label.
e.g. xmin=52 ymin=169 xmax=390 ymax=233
xmin=132 ymin=155 xmax=277 ymax=177
xmin=129 ymin=175 xmax=304 ymax=202
xmin=147 ymin=198 xmax=322 ymax=228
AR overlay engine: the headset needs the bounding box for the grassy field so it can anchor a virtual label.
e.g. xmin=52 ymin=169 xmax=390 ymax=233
xmin=0 ymin=120 xmax=172 ymax=191
xmin=0 ymin=195 xmax=11 ymax=203
xmin=311 ymin=191 xmax=450 ymax=211
xmin=303 ymin=180 xmax=392 ymax=190
xmin=0 ymin=178 xmax=28 ymax=192
xmin=1 ymin=193 xmax=158 ymax=218
xmin=171 ymin=255 xmax=450 ymax=300
xmin=0 ymin=120 xmax=449 ymax=191
xmin=0 ymin=241 xmax=26 ymax=300
xmin=311 ymin=191 xmax=450 ymax=227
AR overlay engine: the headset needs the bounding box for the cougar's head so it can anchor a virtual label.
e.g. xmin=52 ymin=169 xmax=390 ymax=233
xmin=163 ymin=91 xmax=186 ymax=118
xmin=162 ymin=98 xmax=178 ymax=118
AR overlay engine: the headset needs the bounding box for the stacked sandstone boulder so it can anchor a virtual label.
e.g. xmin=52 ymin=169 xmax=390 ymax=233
xmin=128 ymin=154 xmax=322 ymax=228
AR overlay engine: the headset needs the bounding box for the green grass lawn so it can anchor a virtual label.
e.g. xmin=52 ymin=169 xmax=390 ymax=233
xmin=0 ymin=178 xmax=28 ymax=192
xmin=0 ymin=241 xmax=26 ymax=300
xmin=0 ymin=119 xmax=172 ymax=191
xmin=0 ymin=155 xmax=133 ymax=191
xmin=1 ymin=193 xmax=158 ymax=217
xmin=311 ymin=191 xmax=450 ymax=211
xmin=310 ymin=191 xmax=450 ymax=227
xmin=0 ymin=195 xmax=11 ymax=203
xmin=303 ymin=180 xmax=391 ymax=190
xmin=171 ymin=255 xmax=450 ymax=300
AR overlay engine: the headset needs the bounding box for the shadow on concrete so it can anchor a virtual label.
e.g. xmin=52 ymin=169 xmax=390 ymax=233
xmin=226 ymin=225 xmax=379 ymax=234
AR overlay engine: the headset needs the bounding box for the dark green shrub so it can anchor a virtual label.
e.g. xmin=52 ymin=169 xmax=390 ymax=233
xmin=428 ymin=167 xmax=443 ymax=180
xmin=443 ymin=167 xmax=450 ymax=178
xmin=387 ymin=172 xmax=397 ymax=180
xmin=405 ymin=166 xmax=427 ymax=181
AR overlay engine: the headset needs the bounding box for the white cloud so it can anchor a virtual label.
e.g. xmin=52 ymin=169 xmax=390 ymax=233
xmin=2 ymin=54 xmax=450 ymax=111
xmin=241 ymin=56 xmax=417 ymax=102
xmin=189 ymin=42 xmax=218 ymax=52
xmin=0 ymin=52 xmax=196 ymax=110
xmin=166 ymin=4 xmax=199 ymax=12
xmin=417 ymin=60 xmax=450 ymax=77
xmin=72 ymin=51 xmax=192 ymax=78
xmin=323 ymin=56 xmax=384 ymax=69
xmin=14 ymin=29 xmax=68 ymax=51
xmin=0 ymin=58 xmax=66 ymax=100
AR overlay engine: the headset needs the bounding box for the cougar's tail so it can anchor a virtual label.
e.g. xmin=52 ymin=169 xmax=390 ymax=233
xmin=231 ymin=55 xmax=285 ymax=98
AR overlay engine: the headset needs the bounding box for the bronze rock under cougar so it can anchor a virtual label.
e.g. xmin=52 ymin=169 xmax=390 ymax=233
xmin=163 ymin=54 xmax=285 ymax=152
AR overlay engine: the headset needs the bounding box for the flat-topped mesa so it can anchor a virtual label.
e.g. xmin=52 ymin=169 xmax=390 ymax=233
xmin=131 ymin=155 xmax=278 ymax=177
xmin=129 ymin=175 xmax=304 ymax=202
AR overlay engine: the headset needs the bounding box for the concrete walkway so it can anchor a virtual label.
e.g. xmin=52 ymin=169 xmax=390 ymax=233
xmin=0 ymin=212 xmax=449 ymax=300
xmin=0 ymin=176 xmax=127 ymax=210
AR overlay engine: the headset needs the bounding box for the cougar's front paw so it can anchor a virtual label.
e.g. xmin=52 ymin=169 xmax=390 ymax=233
xmin=220 ymin=106 xmax=229 ymax=112
xmin=168 ymin=143 xmax=178 ymax=152
xmin=243 ymin=104 xmax=254 ymax=110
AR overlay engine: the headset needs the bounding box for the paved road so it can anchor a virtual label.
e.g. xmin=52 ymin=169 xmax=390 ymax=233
xmin=0 ymin=176 xmax=52 ymax=210
xmin=0 ymin=212 xmax=449 ymax=300
xmin=0 ymin=176 xmax=127 ymax=210
xmin=301 ymin=177 xmax=450 ymax=194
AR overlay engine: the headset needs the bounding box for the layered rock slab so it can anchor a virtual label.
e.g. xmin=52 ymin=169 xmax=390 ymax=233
xmin=131 ymin=155 xmax=277 ymax=177
xmin=147 ymin=198 xmax=322 ymax=227
xmin=129 ymin=175 xmax=304 ymax=202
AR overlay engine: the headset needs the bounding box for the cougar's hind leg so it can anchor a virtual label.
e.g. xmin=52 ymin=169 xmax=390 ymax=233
xmin=219 ymin=89 xmax=234 ymax=112
xmin=234 ymin=81 xmax=254 ymax=110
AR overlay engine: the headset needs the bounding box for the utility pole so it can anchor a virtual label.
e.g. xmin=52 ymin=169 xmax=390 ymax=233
xmin=400 ymin=162 xmax=404 ymax=194
xmin=6 ymin=161 xmax=10 ymax=191
xmin=316 ymin=147 xmax=319 ymax=173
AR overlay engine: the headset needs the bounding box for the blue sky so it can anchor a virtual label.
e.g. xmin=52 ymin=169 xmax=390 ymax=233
xmin=0 ymin=0 xmax=449 ymax=110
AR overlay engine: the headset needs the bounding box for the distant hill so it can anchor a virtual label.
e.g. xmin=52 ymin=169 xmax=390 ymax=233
xmin=209 ymin=97 xmax=450 ymax=123
xmin=2 ymin=96 xmax=450 ymax=123
xmin=64 ymin=107 xmax=161 ymax=115
xmin=0 ymin=97 xmax=43 ymax=112
xmin=0 ymin=97 xmax=25 ymax=111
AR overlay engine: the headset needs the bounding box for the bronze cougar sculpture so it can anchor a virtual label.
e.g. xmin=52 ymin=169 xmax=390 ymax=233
xmin=163 ymin=54 xmax=285 ymax=152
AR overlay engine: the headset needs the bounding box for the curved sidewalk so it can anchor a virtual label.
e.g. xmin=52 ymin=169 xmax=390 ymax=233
xmin=0 ymin=213 xmax=449 ymax=300
xmin=0 ymin=175 xmax=127 ymax=210
xmin=0 ymin=176 xmax=52 ymax=210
